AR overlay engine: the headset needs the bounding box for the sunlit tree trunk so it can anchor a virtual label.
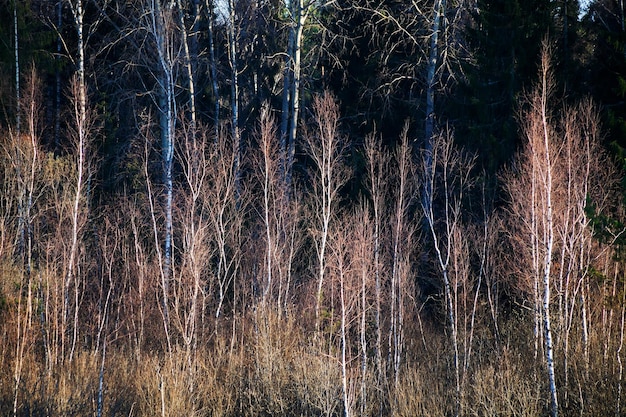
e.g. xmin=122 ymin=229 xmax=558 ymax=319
xmin=539 ymin=56 xmax=559 ymax=417
xmin=506 ymin=44 xmax=560 ymax=417
xmin=65 ymin=0 xmax=90 ymax=363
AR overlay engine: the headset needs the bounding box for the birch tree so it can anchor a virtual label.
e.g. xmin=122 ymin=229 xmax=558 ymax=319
xmin=387 ymin=126 xmax=416 ymax=387
xmin=203 ymin=0 xmax=220 ymax=137
xmin=505 ymin=45 xmax=560 ymax=417
xmin=279 ymin=0 xmax=313 ymax=188
xmin=13 ymin=0 xmax=20 ymax=138
xmin=61 ymin=0 xmax=99 ymax=362
xmin=253 ymin=105 xmax=302 ymax=309
xmin=305 ymin=93 xmax=350 ymax=328
xmin=176 ymin=0 xmax=200 ymax=130
xmin=136 ymin=0 xmax=179 ymax=337
xmin=364 ymin=133 xmax=388 ymax=388
xmin=421 ymin=128 xmax=476 ymax=417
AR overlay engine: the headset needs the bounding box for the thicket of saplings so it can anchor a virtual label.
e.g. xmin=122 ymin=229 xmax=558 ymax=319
xmin=1 ymin=57 xmax=625 ymax=417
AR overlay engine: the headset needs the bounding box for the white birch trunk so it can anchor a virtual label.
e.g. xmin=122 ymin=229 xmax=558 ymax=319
xmin=13 ymin=0 xmax=20 ymax=137
xmin=422 ymin=133 xmax=472 ymax=417
xmin=204 ymin=0 xmax=220 ymax=138
xmin=149 ymin=0 xmax=176 ymax=333
xmin=227 ymin=0 xmax=241 ymax=199
xmin=422 ymin=0 xmax=445 ymax=216
xmin=65 ymin=0 xmax=88 ymax=363
xmin=176 ymin=0 xmax=198 ymax=130
xmin=282 ymin=0 xmax=310 ymax=189
xmin=538 ymin=53 xmax=559 ymax=417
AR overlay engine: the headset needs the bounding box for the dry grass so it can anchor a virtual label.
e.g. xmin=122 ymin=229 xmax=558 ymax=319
xmin=464 ymin=349 xmax=542 ymax=417
xmin=1 ymin=302 xmax=625 ymax=416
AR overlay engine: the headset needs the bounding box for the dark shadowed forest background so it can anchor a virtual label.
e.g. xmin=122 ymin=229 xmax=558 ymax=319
xmin=2 ymin=0 xmax=626 ymax=416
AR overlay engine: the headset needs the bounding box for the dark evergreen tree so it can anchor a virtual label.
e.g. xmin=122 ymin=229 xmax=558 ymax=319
xmin=0 ymin=0 xmax=55 ymax=135
xmin=449 ymin=0 xmax=554 ymax=172
xmin=580 ymin=0 xmax=626 ymax=152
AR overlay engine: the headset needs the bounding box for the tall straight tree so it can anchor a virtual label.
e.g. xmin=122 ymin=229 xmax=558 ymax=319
xmin=505 ymin=44 xmax=560 ymax=417
xmin=13 ymin=0 xmax=20 ymax=137
xmin=529 ymin=48 xmax=558 ymax=417
xmin=176 ymin=0 xmax=200 ymax=131
xmin=306 ymin=93 xmax=349 ymax=328
xmin=63 ymin=0 xmax=96 ymax=363
xmin=280 ymin=0 xmax=313 ymax=188
xmin=204 ymin=0 xmax=220 ymax=138
xmin=226 ymin=0 xmax=242 ymax=197
xmin=144 ymin=0 xmax=178 ymax=331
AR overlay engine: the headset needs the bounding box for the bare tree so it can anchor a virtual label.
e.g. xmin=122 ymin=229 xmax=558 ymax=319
xmin=203 ymin=0 xmax=220 ymax=138
xmin=176 ymin=0 xmax=200 ymax=130
xmin=504 ymin=44 xmax=571 ymax=417
xmin=305 ymin=92 xmax=350 ymax=329
xmin=364 ymin=132 xmax=388 ymax=388
xmin=252 ymin=104 xmax=302 ymax=310
xmin=174 ymin=121 xmax=212 ymax=362
xmin=206 ymin=125 xmax=246 ymax=323
xmin=64 ymin=73 xmax=97 ymax=362
xmin=8 ymin=67 xmax=42 ymax=417
xmin=388 ymin=125 xmax=416 ymax=387
xmin=421 ymin=128 xmax=476 ymax=417
xmin=143 ymin=0 xmax=178 ymax=302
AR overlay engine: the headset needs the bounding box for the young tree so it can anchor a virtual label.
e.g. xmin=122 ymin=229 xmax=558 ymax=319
xmin=252 ymin=105 xmax=302 ymax=309
xmin=387 ymin=126 xmax=416 ymax=387
xmin=504 ymin=44 xmax=586 ymax=417
xmin=305 ymin=92 xmax=350 ymax=328
xmin=7 ymin=67 xmax=42 ymax=417
xmin=206 ymin=126 xmax=246 ymax=323
xmin=174 ymin=120 xmax=211 ymax=361
xmin=364 ymin=133 xmax=388 ymax=388
xmin=421 ymin=128 xmax=476 ymax=417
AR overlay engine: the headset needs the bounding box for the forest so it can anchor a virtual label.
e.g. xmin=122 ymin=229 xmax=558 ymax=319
xmin=2 ymin=0 xmax=626 ymax=416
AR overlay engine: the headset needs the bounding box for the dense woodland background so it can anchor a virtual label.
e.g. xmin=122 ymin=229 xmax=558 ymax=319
xmin=2 ymin=0 xmax=626 ymax=416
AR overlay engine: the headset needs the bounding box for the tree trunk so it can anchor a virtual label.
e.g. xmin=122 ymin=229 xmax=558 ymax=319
xmin=65 ymin=0 xmax=89 ymax=363
xmin=13 ymin=0 xmax=20 ymax=137
xmin=176 ymin=0 xmax=198 ymax=131
xmin=227 ymin=0 xmax=241 ymax=199
xmin=422 ymin=0 xmax=445 ymax=234
xmin=538 ymin=47 xmax=559 ymax=417
xmin=204 ymin=0 xmax=220 ymax=139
